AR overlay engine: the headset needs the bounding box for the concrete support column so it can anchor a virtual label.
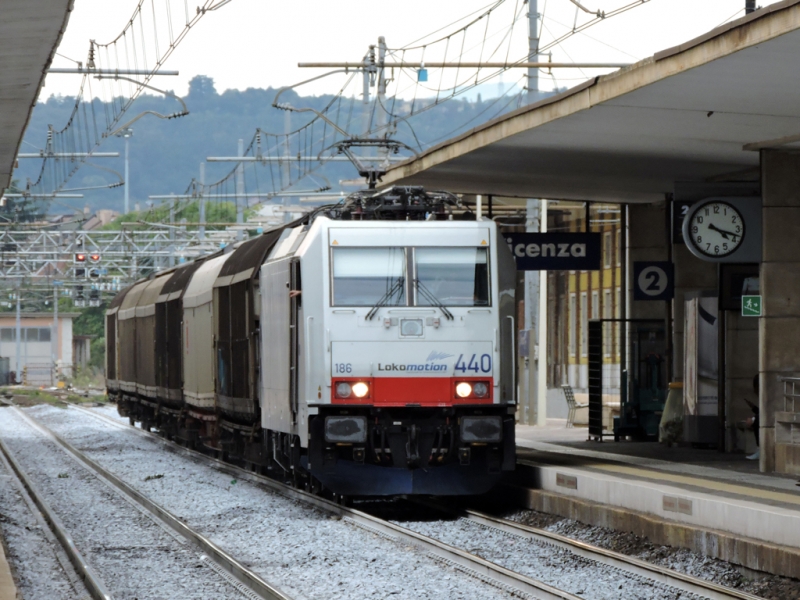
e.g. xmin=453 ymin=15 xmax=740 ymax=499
xmin=628 ymin=202 xmax=669 ymax=321
xmin=760 ymin=150 xmax=800 ymax=474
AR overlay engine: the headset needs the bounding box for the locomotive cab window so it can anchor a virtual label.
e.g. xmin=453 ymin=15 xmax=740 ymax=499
xmin=332 ymin=247 xmax=407 ymax=307
xmin=414 ymin=247 xmax=490 ymax=307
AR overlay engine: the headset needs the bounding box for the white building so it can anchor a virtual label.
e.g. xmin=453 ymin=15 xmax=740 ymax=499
xmin=0 ymin=312 xmax=80 ymax=385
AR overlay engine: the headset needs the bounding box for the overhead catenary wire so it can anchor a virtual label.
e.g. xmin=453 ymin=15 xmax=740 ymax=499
xmin=22 ymin=0 xmax=235 ymax=201
xmin=163 ymin=0 xmax=656 ymax=215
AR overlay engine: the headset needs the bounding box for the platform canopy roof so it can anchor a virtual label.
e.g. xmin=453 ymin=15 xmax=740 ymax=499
xmin=0 ymin=0 xmax=74 ymax=193
xmin=383 ymin=0 xmax=800 ymax=204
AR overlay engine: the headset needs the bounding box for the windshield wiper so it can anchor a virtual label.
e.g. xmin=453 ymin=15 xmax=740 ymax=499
xmin=414 ymin=279 xmax=454 ymax=320
xmin=366 ymin=276 xmax=405 ymax=320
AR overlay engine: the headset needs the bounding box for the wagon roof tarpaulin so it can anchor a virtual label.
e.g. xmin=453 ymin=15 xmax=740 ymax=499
xmin=215 ymin=230 xmax=284 ymax=287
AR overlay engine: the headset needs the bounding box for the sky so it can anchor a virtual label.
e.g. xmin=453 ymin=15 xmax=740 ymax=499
xmin=41 ymin=0 xmax=782 ymax=101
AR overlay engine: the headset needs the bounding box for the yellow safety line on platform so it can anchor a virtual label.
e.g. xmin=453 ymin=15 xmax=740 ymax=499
xmin=583 ymin=462 xmax=800 ymax=508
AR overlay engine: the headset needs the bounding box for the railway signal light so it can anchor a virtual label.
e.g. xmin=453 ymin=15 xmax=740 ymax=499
xmin=89 ymin=253 xmax=101 ymax=263
xmin=75 ymin=285 xmax=86 ymax=308
xmin=74 ymin=253 xmax=86 ymax=263
xmin=89 ymin=289 xmax=100 ymax=307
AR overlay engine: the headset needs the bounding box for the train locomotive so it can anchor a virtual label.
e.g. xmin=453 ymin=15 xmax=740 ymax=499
xmin=106 ymin=187 xmax=517 ymax=496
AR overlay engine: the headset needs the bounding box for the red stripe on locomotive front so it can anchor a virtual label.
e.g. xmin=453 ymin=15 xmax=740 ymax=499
xmin=331 ymin=376 xmax=493 ymax=406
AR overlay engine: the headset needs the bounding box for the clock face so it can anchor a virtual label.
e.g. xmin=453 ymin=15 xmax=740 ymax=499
xmin=687 ymin=201 xmax=745 ymax=258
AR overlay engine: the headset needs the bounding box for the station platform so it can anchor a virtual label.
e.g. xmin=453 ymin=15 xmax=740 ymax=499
xmin=512 ymin=421 xmax=800 ymax=578
xmin=0 ymin=534 xmax=15 ymax=600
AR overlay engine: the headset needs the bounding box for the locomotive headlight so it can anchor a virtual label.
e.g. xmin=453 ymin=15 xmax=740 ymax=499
xmin=455 ymin=382 xmax=472 ymax=398
xmin=472 ymin=382 xmax=489 ymax=398
xmin=335 ymin=382 xmax=352 ymax=398
xmin=352 ymin=382 xmax=369 ymax=398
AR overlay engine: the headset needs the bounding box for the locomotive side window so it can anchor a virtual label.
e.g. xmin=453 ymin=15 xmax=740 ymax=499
xmin=414 ymin=247 xmax=490 ymax=307
xmin=332 ymin=247 xmax=407 ymax=306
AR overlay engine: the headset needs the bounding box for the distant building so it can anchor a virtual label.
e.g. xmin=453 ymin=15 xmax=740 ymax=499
xmin=82 ymin=209 xmax=119 ymax=230
xmin=0 ymin=312 xmax=80 ymax=385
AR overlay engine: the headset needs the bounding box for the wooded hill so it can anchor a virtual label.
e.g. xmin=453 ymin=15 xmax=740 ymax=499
xmin=15 ymin=76 xmax=540 ymax=216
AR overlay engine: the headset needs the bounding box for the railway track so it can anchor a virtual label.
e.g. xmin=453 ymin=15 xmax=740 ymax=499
xmin=60 ymin=402 xmax=764 ymax=600
xmin=406 ymin=499 xmax=764 ymax=600
xmin=0 ymin=402 xmax=291 ymax=600
xmin=0 ymin=434 xmax=108 ymax=600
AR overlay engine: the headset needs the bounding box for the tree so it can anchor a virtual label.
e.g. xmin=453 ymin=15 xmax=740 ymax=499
xmin=0 ymin=180 xmax=48 ymax=223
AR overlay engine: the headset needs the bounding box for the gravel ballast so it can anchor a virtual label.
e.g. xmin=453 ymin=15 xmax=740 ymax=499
xmin=0 ymin=406 xmax=253 ymax=599
xmin=29 ymin=404 xmax=519 ymax=600
xmin=507 ymin=508 xmax=800 ymax=600
xmin=392 ymin=515 xmax=695 ymax=600
xmin=0 ymin=445 xmax=84 ymax=599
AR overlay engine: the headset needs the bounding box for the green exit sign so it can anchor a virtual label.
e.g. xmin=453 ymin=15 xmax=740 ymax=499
xmin=742 ymin=295 xmax=762 ymax=317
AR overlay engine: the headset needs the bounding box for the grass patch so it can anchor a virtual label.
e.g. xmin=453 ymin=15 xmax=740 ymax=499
xmin=144 ymin=474 xmax=164 ymax=482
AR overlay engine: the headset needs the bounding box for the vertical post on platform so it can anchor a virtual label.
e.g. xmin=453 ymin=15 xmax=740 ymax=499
xmin=476 ymin=195 xmax=482 ymax=219
xmin=537 ymin=200 xmax=548 ymax=426
xmin=199 ymin=162 xmax=206 ymax=242
xmin=525 ymin=0 xmax=546 ymax=425
xmin=524 ymin=200 xmax=540 ymax=425
xmin=236 ymin=139 xmax=245 ymax=240
xmin=621 ymin=204 xmax=629 ymax=405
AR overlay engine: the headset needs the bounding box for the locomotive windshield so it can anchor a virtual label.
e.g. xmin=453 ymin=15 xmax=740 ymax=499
xmin=332 ymin=247 xmax=406 ymax=306
xmin=331 ymin=246 xmax=490 ymax=307
xmin=414 ymin=247 xmax=489 ymax=307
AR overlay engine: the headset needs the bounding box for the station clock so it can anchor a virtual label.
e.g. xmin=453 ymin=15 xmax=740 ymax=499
xmin=683 ymin=200 xmax=745 ymax=259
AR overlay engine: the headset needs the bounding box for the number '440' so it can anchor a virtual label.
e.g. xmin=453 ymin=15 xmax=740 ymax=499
xmin=455 ymin=354 xmax=492 ymax=373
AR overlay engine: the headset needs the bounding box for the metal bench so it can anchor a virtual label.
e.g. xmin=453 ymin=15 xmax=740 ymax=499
xmin=562 ymin=384 xmax=588 ymax=428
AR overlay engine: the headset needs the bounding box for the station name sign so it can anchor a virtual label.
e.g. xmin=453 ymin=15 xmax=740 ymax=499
xmin=505 ymin=232 xmax=601 ymax=271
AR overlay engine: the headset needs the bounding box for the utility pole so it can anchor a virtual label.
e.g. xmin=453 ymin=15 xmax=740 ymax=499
xmin=169 ymin=199 xmax=176 ymax=268
xmin=527 ymin=0 xmax=539 ymax=104
xmin=52 ymin=283 xmax=58 ymax=384
xmin=199 ymin=162 xmax=206 ymax=241
xmin=15 ymin=290 xmax=21 ymax=383
xmin=236 ymin=139 xmax=245 ymax=240
xmin=376 ymin=37 xmax=389 ymax=163
xmin=523 ymin=0 xmax=548 ymax=426
xmin=117 ymin=128 xmax=134 ymax=214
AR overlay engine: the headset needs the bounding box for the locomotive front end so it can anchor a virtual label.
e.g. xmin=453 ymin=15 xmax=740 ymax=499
xmin=307 ymin=219 xmax=516 ymax=496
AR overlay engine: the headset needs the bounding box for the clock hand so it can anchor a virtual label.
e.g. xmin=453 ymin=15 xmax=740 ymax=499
xmin=708 ymin=223 xmax=740 ymax=240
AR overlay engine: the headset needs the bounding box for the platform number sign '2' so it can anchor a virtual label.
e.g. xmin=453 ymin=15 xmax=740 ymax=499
xmin=454 ymin=353 xmax=492 ymax=373
xmin=633 ymin=262 xmax=674 ymax=301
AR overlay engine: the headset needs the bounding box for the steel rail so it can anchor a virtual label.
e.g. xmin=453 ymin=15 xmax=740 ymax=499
xmin=413 ymin=498 xmax=762 ymax=600
xmin=67 ymin=404 xmax=580 ymax=600
xmin=40 ymin=403 xmax=766 ymax=600
xmin=9 ymin=405 xmax=292 ymax=600
xmin=0 ymin=427 xmax=112 ymax=599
